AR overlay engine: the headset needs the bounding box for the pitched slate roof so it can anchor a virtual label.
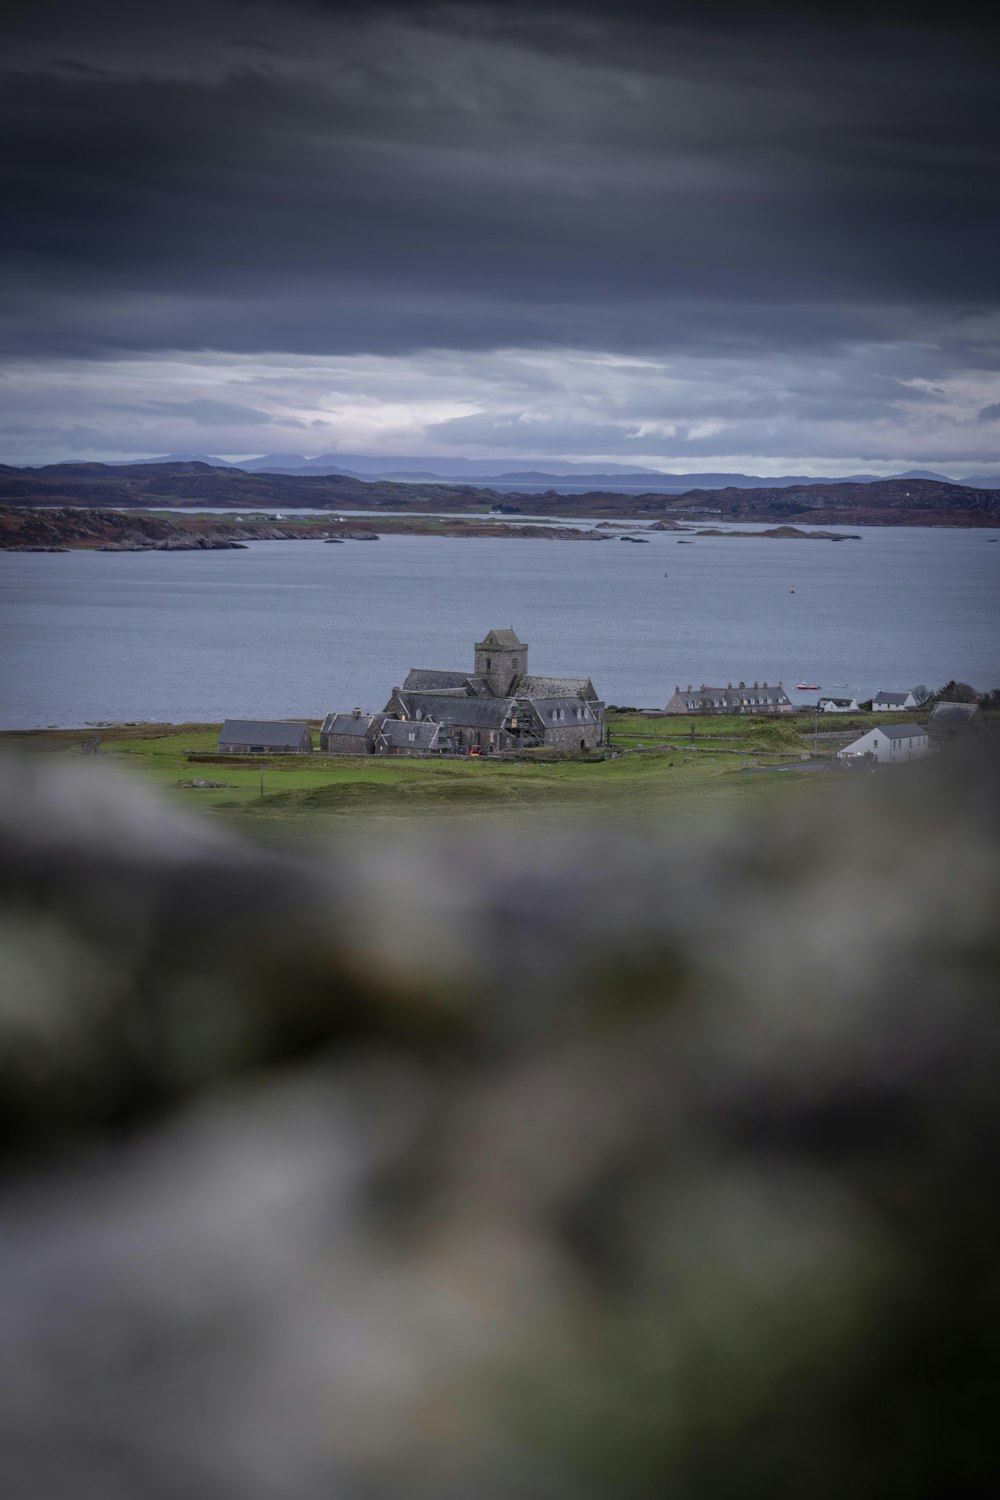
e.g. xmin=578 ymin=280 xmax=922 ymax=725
xmin=525 ymin=696 xmax=598 ymax=725
xmin=218 ymin=719 xmax=310 ymax=748
xmin=819 ymin=695 xmax=856 ymax=706
xmin=873 ymin=691 xmax=912 ymax=706
xmin=519 ymin=674 xmax=596 ymax=699
xmin=402 ymin=669 xmax=471 ymax=691
xmin=393 ymin=691 xmax=516 ymax=729
xmin=378 ymin=719 xmax=441 ymax=749
xmin=321 ymin=712 xmax=383 ymax=737
xmin=673 ymin=684 xmax=791 ymax=708
xmin=478 ymin=628 xmax=523 ymax=648
xmin=438 ymin=697 xmax=517 ymax=729
xmin=929 ymin=701 xmax=981 ymax=729
xmin=878 ymin=722 xmax=927 ymax=740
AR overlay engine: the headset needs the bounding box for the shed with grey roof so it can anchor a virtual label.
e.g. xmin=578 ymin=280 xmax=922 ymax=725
xmin=218 ymin=720 xmax=312 ymax=754
xmin=928 ymin=701 xmax=983 ymax=735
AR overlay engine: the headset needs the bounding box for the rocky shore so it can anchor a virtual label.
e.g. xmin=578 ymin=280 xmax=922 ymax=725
xmin=0 ymin=507 xmax=609 ymax=551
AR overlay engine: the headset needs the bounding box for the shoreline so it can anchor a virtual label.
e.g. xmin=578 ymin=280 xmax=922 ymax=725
xmin=0 ymin=507 xmax=609 ymax=551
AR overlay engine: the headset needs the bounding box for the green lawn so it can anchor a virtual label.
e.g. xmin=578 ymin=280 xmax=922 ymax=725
xmin=2 ymin=717 xmax=833 ymax=842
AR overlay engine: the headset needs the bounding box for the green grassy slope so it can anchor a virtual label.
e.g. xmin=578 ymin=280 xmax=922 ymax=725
xmin=2 ymin=716 xmax=834 ymax=843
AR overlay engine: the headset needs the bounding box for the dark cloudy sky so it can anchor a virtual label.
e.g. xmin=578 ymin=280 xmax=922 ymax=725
xmin=2 ymin=0 xmax=999 ymax=473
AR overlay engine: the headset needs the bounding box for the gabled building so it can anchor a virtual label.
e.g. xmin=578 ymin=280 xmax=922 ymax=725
xmin=928 ymin=701 xmax=983 ymax=736
xmin=320 ymin=711 xmax=385 ymax=755
xmin=218 ymin=720 xmax=312 ymax=754
xmin=516 ymin=696 xmax=603 ymax=750
xmin=818 ymin=694 xmax=859 ymax=713
xmin=400 ymin=630 xmax=601 ymax=707
xmin=317 ymin=628 xmax=605 ymax=756
xmin=664 ymin=681 xmax=793 ymax=715
xmin=873 ymin=690 xmax=918 ymax=712
xmin=385 ymin=686 xmax=520 ymax=753
xmin=837 ymin=723 xmax=930 ymax=765
xmin=375 ymin=718 xmax=444 ymax=755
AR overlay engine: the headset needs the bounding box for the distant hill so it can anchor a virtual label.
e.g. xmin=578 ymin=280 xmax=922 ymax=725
xmin=1 ymin=461 xmax=997 ymax=526
xmin=108 ymin=453 xmax=999 ymax=494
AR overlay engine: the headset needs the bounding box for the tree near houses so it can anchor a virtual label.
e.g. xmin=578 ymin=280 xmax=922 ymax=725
xmin=934 ymin=680 xmax=979 ymax=703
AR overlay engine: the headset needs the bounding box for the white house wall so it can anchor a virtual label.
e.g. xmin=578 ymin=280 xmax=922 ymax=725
xmin=839 ymin=729 xmax=930 ymax=764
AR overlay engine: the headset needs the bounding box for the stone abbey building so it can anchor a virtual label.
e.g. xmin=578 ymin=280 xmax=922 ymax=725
xmin=322 ymin=628 xmax=605 ymax=755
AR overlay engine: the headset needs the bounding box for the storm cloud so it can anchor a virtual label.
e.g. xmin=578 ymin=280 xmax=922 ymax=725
xmin=2 ymin=0 xmax=998 ymax=469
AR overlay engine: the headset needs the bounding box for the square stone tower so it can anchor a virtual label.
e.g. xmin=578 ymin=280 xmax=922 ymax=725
xmin=474 ymin=628 xmax=527 ymax=697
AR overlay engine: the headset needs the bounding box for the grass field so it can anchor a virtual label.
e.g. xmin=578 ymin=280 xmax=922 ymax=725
xmin=1 ymin=712 xmax=851 ymax=842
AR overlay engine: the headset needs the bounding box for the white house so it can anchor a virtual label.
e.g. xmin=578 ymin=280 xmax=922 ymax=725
xmin=837 ymin=722 xmax=931 ymax=766
xmin=872 ymin=690 xmax=917 ymax=712
xmin=818 ymin=694 xmax=859 ymax=713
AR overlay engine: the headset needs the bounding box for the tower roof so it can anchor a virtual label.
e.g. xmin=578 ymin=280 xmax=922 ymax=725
xmin=476 ymin=628 xmax=524 ymax=649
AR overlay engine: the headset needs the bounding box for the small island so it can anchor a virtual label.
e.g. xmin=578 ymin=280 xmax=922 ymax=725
xmin=692 ymin=525 xmax=861 ymax=541
xmin=0 ymin=507 xmax=612 ymax=552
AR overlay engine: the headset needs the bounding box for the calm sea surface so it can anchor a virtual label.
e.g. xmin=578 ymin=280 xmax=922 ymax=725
xmin=2 ymin=524 xmax=998 ymax=728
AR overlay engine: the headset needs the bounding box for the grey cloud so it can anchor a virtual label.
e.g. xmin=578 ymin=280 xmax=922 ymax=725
xmin=133 ymin=398 xmax=298 ymax=426
xmin=2 ymin=5 xmax=999 ymax=364
xmin=1 ymin=0 xmax=998 ymax=467
xmin=976 ymin=403 xmax=1000 ymax=423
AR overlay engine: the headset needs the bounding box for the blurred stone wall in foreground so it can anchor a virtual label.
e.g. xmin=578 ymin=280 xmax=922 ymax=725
xmin=0 ymin=748 xmax=998 ymax=1500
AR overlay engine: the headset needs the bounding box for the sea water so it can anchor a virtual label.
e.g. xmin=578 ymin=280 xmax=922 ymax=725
xmin=1 ymin=524 xmax=997 ymax=728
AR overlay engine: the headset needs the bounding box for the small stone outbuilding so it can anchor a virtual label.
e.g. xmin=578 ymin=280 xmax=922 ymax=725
xmin=320 ymin=712 xmax=386 ymax=755
xmin=217 ymin=720 xmax=313 ymax=755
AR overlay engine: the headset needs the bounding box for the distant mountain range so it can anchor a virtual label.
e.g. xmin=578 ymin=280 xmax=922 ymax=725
xmin=124 ymin=453 xmax=1000 ymax=494
xmin=2 ymin=460 xmax=999 ymax=527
